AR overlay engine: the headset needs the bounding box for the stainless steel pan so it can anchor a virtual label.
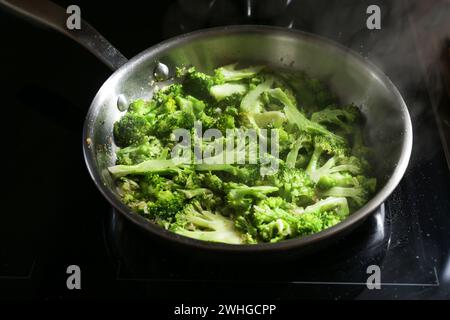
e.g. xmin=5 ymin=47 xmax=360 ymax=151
xmin=1 ymin=0 xmax=412 ymax=256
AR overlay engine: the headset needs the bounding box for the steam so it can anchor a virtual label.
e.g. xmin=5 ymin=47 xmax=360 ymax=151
xmin=162 ymin=0 xmax=449 ymax=166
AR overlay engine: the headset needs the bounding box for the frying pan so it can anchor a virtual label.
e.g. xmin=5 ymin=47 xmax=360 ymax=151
xmin=1 ymin=0 xmax=412 ymax=258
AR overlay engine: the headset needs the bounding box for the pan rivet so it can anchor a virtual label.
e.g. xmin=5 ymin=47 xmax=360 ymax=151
xmin=117 ymin=94 xmax=128 ymax=112
xmin=154 ymin=62 xmax=169 ymax=81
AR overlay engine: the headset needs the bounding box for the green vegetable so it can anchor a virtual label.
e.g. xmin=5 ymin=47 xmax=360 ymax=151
xmin=171 ymin=201 xmax=244 ymax=244
xmin=110 ymin=63 xmax=377 ymax=244
xmin=210 ymin=83 xmax=247 ymax=101
xmin=108 ymin=159 xmax=184 ymax=178
xmin=116 ymin=137 xmax=164 ymax=165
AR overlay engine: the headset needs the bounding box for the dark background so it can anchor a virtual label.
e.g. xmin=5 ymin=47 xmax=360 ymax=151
xmin=0 ymin=0 xmax=449 ymax=301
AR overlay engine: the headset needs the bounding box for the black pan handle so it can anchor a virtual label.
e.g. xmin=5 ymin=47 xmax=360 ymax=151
xmin=0 ymin=0 xmax=128 ymax=70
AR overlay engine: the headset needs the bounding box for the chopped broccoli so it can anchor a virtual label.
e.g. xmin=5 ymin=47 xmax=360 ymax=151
xmin=116 ymin=137 xmax=163 ymax=165
xmin=147 ymin=190 xmax=185 ymax=221
xmin=252 ymin=196 xmax=349 ymax=242
xmin=109 ymin=62 xmax=377 ymax=244
xmin=225 ymin=183 xmax=278 ymax=212
xmin=171 ymin=201 xmax=245 ymax=244
xmin=319 ymin=176 xmax=376 ymax=208
xmin=305 ymin=136 xmax=353 ymax=183
xmin=176 ymin=66 xmax=218 ymax=100
xmin=113 ymin=113 xmax=152 ymax=147
xmin=268 ymin=167 xmax=315 ymax=206
xmin=269 ymin=88 xmax=346 ymax=146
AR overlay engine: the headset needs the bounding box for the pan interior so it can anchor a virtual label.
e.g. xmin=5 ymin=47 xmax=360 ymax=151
xmin=84 ymin=28 xmax=411 ymax=245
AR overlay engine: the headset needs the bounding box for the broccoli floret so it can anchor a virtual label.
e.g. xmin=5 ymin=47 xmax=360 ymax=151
xmin=177 ymin=66 xmax=218 ymax=100
xmin=156 ymin=110 xmax=196 ymax=136
xmin=316 ymin=172 xmax=356 ymax=190
xmin=251 ymin=198 xmax=299 ymax=242
xmin=305 ymin=137 xmax=376 ymax=208
xmin=171 ymin=201 xmax=244 ymax=244
xmin=175 ymin=95 xmax=206 ymax=115
xmin=285 ymin=134 xmax=313 ymax=168
xmin=305 ymin=136 xmax=352 ymax=183
xmin=139 ymin=173 xmax=177 ymax=196
xmin=216 ymin=113 xmax=236 ymax=133
xmin=113 ymin=113 xmax=152 ymax=147
xmin=232 ymin=165 xmax=262 ymax=185
xmin=179 ymin=188 xmax=212 ymax=199
xmin=200 ymin=173 xmax=224 ymax=192
xmin=117 ymin=177 xmax=143 ymax=204
xmin=234 ymin=215 xmax=258 ymax=243
xmin=268 ymin=167 xmax=315 ymax=206
xmin=310 ymin=104 xmax=361 ymax=134
xmin=215 ymin=63 xmax=264 ymax=81
xmin=319 ymin=176 xmax=376 ymax=208
xmin=269 ymin=88 xmax=346 ymax=146
xmin=196 ymin=112 xmax=217 ymax=129
xmin=257 ymin=217 xmax=297 ymax=242
xmin=301 ymin=196 xmax=350 ymax=217
xmin=147 ymin=190 xmax=186 ymax=221
xmin=116 ymin=137 xmax=163 ymax=165
xmin=172 ymin=168 xmax=202 ymax=189
xmin=117 ymin=175 xmax=185 ymax=218
xmin=225 ymin=183 xmax=278 ymax=212
xmin=252 ymin=196 xmax=349 ymax=242
xmin=152 ymin=84 xmax=184 ymax=105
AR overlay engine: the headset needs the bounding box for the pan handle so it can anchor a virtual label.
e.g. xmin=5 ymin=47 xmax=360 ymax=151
xmin=0 ymin=0 xmax=128 ymax=70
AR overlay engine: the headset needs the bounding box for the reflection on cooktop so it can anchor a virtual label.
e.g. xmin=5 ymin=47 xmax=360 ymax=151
xmin=104 ymin=204 xmax=390 ymax=299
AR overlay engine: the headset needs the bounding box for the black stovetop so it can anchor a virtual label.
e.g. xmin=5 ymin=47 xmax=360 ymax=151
xmin=1 ymin=0 xmax=449 ymax=300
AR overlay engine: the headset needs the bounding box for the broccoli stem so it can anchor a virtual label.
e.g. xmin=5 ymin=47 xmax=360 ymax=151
xmin=195 ymin=163 xmax=238 ymax=174
xmin=210 ymin=83 xmax=247 ymax=101
xmin=286 ymin=136 xmax=305 ymax=168
xmin=108 ymin=159 xmax=183 ymax=178
xmin=240 ymin=78 xmax=274 ymax=113
xmin=216 ymin=63 xmax=264 ymax=81
xmin=320 ymin=187 xmax=366 ymax=207
xmin=269 ymin=88 xmax=345 ymax=144
xmin=179 ymin=188 xmax=212 ymax=199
